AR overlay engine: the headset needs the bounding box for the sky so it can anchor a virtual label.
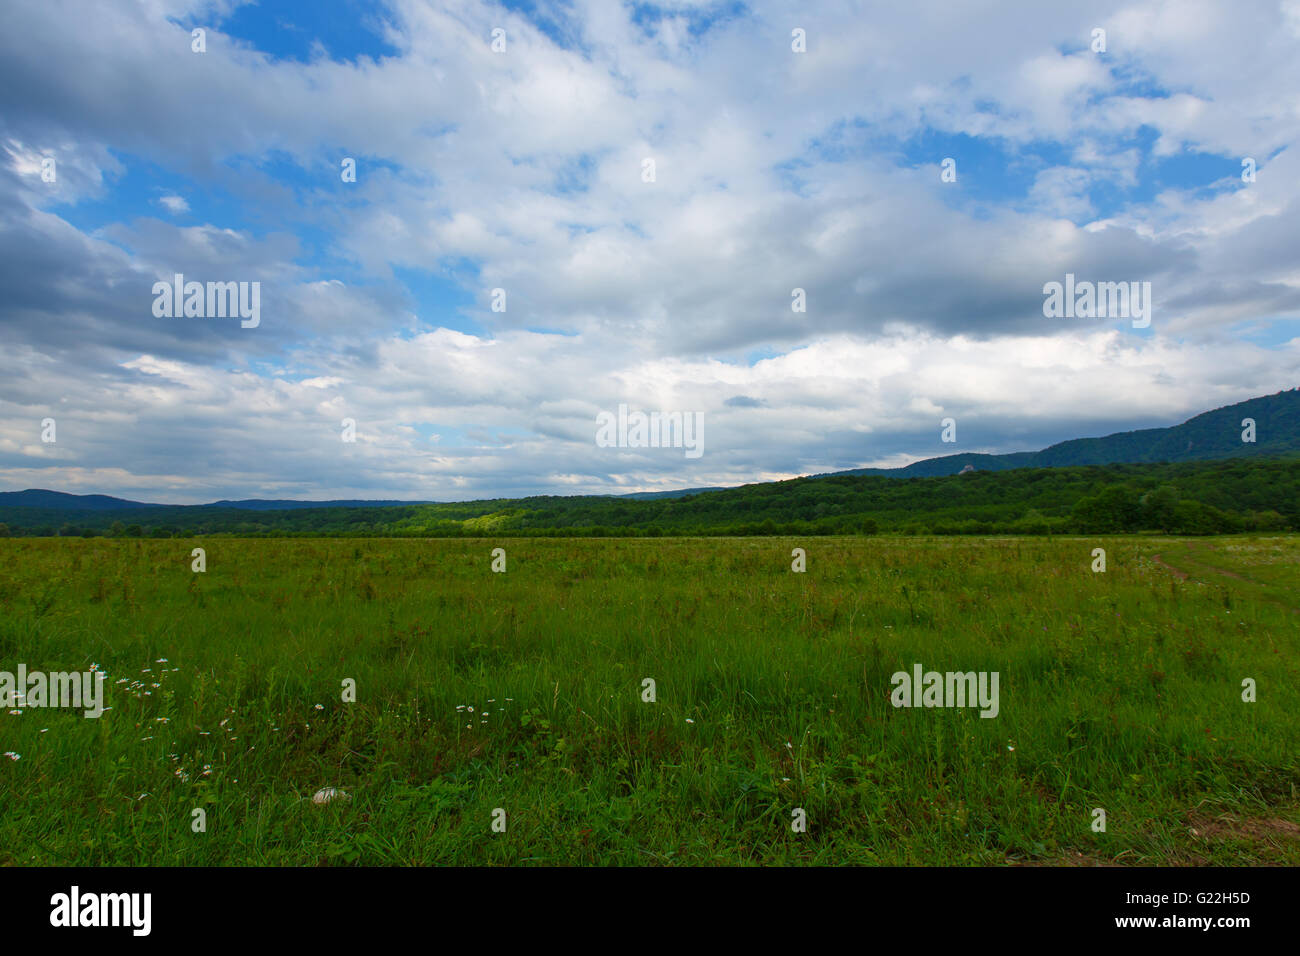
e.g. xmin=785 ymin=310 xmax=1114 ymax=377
xmin=1 ymin=0 xmax=1298 ymax=504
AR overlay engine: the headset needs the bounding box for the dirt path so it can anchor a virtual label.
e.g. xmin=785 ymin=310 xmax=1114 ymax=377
xmin=1151 ymin=553 xmax=1188 ymax=580
xmin=1156 ymin=541 xmax=1249 ymax=583
xmin=1152 ymin=540 xmax=1299 ymax=613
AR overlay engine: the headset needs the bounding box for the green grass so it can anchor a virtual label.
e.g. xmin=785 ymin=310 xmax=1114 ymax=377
xmin=0 ymin=535 xmax=1297 ymax=866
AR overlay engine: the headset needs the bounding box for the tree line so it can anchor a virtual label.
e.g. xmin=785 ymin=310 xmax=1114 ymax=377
xmin=0 ymin=456 xmax=1295 ymax=538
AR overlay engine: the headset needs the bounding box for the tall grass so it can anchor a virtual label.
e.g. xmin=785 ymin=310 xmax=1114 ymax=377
xmin=0 ymin=535 xmax=1296 ymax=865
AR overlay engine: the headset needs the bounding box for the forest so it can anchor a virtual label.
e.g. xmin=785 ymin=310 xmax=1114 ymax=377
xmin=1 ymin=455 xmax=1294 ymax=538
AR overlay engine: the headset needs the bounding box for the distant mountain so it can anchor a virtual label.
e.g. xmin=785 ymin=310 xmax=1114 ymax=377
xmin=2 ymin=390 xmax=1296 ymax=516
xmin=0 ymin=489 xmax=162 ymax=510
xmin=203 ymin=499 xmax=430 ymax=510
xmin=0 ymin=490 xmax=431 ymax=512
xmin=616 ymin=487 xmax=726 ymax=500
xmin=831 ymin=388 xmax=1300 ymax=479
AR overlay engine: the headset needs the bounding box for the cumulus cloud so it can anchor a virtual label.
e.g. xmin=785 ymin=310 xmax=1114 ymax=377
xmin=157 ymin=194 xmax=190 ymax=214
xmin=0 ymin=0 xmax=1296 ymax=500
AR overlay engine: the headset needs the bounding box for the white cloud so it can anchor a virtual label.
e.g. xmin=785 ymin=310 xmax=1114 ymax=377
xmin=0 ymin=0 xmax=1297 ymax=499
xmin=157 ymin=194 xmax=189 ymax=214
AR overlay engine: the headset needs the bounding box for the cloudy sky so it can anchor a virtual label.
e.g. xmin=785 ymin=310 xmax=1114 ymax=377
xmin=1 ymin=0 xmax=1298 ymax=503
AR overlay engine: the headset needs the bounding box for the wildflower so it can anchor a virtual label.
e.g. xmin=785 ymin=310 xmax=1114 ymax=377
xmin=3 ymin=752 xmax=19 ymax=761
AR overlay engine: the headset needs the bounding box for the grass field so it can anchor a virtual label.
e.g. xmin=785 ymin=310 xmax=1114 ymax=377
xmin=1 ymin=535 xmax=1297 ymax=866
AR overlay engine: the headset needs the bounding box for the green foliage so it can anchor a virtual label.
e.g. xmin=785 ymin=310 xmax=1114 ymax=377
xmin=843 ymin=387 xmax=1300 ymax=477
xmin=5 ymin=456 xmax=1295 ymax=538
xmin=0 ymin=535 xmax=1296 ymax=865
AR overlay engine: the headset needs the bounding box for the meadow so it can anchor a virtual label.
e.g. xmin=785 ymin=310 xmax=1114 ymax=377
xmin=0 ymin=535 xmax=1296 ymax=866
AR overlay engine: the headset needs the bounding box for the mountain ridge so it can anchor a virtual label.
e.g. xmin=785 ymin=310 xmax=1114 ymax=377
xmin=824 ymin=387 xmax=1299 ymax=479
xmin=1 ymin=388 xmax=1295 ymax=511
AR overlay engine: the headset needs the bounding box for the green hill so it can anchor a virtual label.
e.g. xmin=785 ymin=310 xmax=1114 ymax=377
xmin=838 ymin=388 xmax=1300 ymax=478
xmin=2 ymin=456 xmax=1295 ymax=538
xmin=1 ymin=390 xmax=1297 ymax=538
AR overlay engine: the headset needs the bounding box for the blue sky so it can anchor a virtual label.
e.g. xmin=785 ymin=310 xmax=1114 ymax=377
xmin=1 ymin=0 xmax=1298 ymax=502
xmin=199 ymin=0 xmax=402 ymax=63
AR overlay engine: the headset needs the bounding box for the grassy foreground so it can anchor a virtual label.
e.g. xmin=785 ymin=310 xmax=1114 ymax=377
xmin=0 ymin=535 xmax=1297 ymax=866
